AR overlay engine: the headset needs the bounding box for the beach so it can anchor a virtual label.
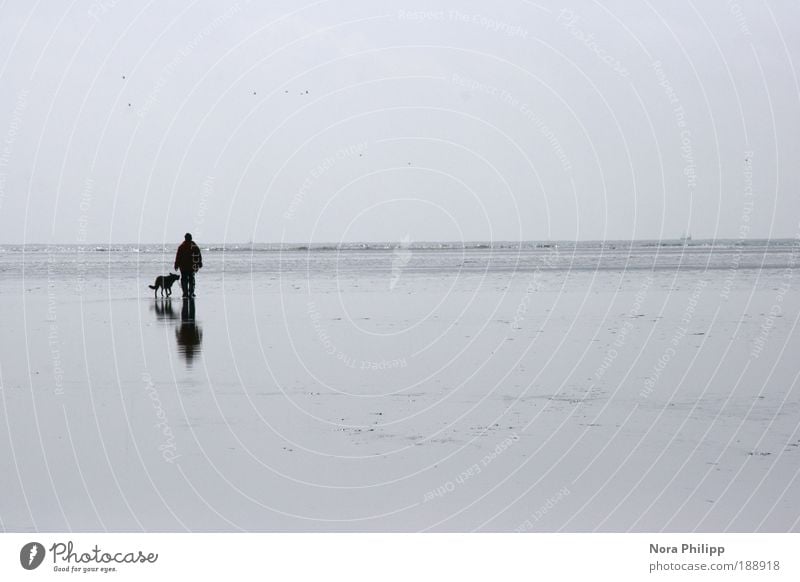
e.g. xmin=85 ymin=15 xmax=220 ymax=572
xmin=0 ymin=240 xmax=798 ymax=531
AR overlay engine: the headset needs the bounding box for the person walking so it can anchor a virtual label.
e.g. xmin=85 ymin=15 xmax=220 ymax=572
xmin=174 ymin=233 xmax=203 ymax=297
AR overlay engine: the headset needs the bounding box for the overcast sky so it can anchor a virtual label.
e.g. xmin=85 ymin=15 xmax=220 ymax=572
xmin=0 ymin=0 xmax=798 ymax=244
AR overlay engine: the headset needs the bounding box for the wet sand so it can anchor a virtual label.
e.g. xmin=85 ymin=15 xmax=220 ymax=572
xmin=0 ymin=246 xmax=798 ymax=531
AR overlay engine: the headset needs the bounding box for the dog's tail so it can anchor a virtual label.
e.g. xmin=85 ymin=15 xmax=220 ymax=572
xmin=148 ymin=284 xmax=157 ymax=289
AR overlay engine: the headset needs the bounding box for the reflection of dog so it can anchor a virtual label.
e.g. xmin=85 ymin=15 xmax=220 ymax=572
xmin=153 ymin=298 xmax=177 ymax=320
xmin=148 ymin=273 xmax=180 ymax=297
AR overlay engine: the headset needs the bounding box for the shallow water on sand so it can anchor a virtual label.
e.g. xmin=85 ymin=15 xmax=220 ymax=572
xmin=1 ymin=242 xmax=798 ymax=531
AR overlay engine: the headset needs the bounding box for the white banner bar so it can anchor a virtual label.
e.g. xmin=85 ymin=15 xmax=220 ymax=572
xmin=1 ymin=533 xmax=797 ymax=581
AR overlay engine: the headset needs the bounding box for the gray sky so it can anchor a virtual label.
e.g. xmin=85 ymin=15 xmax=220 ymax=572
xmin=0 ymin=0 xmax=798 ymax=244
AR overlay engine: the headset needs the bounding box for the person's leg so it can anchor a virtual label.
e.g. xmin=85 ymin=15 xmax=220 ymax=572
xmin=180 ymin=270 xmax=190 ymax=297
xmin=188 ymin=271 xmax=196 ymax=297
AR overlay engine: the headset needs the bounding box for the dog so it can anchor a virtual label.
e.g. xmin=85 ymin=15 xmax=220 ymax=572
xmin=148 ymin=273 xmax=180 ymax=297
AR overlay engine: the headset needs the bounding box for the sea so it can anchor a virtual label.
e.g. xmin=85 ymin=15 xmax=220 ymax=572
xmin=1 ymin=239 xmax=796 ymax=281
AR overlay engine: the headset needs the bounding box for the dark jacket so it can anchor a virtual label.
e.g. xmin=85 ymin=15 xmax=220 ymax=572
xmin=174 ymin=241 xmax=203 ymax=272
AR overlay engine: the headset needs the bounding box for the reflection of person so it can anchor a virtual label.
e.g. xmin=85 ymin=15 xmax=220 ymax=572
xmin=176 ymin=299 xmax=202 ymax=365
xmin=174 ymin=233 xmax=203 ymax=298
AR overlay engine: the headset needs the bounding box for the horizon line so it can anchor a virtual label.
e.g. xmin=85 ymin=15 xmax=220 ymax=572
xmin=2 ymin=236 xmax=795 ymax=246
